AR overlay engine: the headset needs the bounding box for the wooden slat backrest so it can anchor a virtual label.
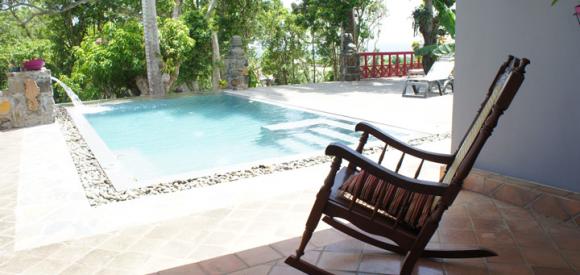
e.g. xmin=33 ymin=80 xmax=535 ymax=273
xmin=442 ymin=56 xmax=530 ymax=185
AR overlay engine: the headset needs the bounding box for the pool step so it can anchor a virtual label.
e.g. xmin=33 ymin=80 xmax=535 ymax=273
xmin=263 ymin=118 xmax=354 ymax=132
xmin=309 ymin=127 xmax=358 ymax=144
xmin=277 ymin=138 xmax=312 ymax=153
xmin=293 ymin=132 xmax=333 ymax=147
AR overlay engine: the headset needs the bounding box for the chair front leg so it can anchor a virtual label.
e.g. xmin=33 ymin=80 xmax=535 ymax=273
xmin=400 ymin=205 xmax=445 ymax=275
xmin=294 ymin=157 xmax=342 ymax=258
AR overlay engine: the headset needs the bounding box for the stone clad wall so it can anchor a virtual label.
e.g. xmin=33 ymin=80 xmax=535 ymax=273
xmin=224 ymin=36 xmax=249 ymax=90
xmin=0 ymin=70 xmax=55 ymax=130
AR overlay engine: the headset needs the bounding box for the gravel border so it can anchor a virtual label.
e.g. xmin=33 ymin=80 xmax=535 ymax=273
xmin=56 ymin=107 xmax=451 ymax=207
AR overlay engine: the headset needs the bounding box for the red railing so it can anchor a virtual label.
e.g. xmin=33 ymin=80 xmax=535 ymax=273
xmin=359 ymin=51 xmax=423 ymax=79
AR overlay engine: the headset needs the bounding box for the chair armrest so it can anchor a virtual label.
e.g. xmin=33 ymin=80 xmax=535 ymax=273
xmin=355 ymin=122 xmax=454 ymax=165
xmin=326 ymin=143 xmax=449 ymax=196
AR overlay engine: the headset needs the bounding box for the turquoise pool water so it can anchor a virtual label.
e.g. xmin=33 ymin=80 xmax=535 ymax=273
xmin=85 ymin=94 xmax=372 ymax=181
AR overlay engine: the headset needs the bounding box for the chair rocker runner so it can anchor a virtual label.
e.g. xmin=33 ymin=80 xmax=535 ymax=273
xmin=285 ymin=56 xmax=530 ymax=275
xmin=402 ymin=56 xmax=455 ymax=97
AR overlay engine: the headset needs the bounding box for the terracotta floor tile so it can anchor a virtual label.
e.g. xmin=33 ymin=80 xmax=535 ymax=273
xmin=442 ymin=262 xmax=486 ymax=275
xmin=531 ymin=195 xmax=577 ymax=221
xmin=444 ymin=205 xmax=469 ymax=218
xmin=316 ymin=251 xmax=360 ymax=272
xmin=310 ymin=230 xmax=349 ymax=248
xmin=545 ymin=223 xmax=580 ymax=237
xmin=467 ymin=205 xmax=502 ymax=220
xmin=198 ymin=254 xmax=247 ymax=275
xmin=531 ymin=266 xmax=577 ymax=275
xmin=475 ymin=229 xmax=515 ymax=246
xmin=471 ymin=218 xmax=508 ymax=232
xmin=498 ymin=206 xmax=535 ymax=221
xmin=438 ymin=229 xmax=478 ymax=245
xmin=520 ymin=247 xmax=570 ymax=269
xmin=270 ymin=236 xmax=319 ymax=257
xmin=486 ymin=245 xmax=525 ymax=264
xmin=269 ymin=265 xmax=307 ymax=275
xmin=560 ymin=249 xmax=580 ymax=270
xmin=505 ymin=218 xmax=542 ymax=232
xmin=156 ymin=263 xmax=207 ymax=275
xmin=486 ymin=263 xmax=533 ymax=275
xmin=439 ymin=216 xmax=472 ymax=230
xmin=227 ymin=264 xmax=273 ymax=275
xmin=550 ymin=233 xmax=580 ymax=251
xmin=236 ymin=245 xmax=283 ymax=266
xmin=511 ymin=230 xmax=553 ymax=248
xmin=357 ymin=253 xmax=401 ymax=274
xmin=492 ymin=185 xmax=540 ymax=208
xmin=323 ymin=239 xmax=365 ymax=253
xmin=412 ymin=259 xmax=444 ymax=275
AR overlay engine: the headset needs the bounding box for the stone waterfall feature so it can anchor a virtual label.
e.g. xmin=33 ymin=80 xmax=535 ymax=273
xmin=0 ymin=70 xmax=55 ymax=130
xmin=224 ymin=35 xmax=249 ymax=90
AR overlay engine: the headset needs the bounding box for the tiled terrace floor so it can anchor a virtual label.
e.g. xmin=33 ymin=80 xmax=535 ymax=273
xmin=156 ymin=191 xmax=580 ymax=275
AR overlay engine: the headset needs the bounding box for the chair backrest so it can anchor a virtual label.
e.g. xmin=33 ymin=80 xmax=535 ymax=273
xmin=424 ymin=57 xmax=455 ymax=81
xmin=442 ymin=56 xmax=530 ymax=186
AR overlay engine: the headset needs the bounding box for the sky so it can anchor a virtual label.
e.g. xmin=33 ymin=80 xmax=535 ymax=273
xmin=281 ymin=0 xmax=422 ymax=51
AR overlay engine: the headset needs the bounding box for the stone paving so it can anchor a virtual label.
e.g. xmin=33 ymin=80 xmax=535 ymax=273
xmin=228 ymin=79 xmax=453 ymax=135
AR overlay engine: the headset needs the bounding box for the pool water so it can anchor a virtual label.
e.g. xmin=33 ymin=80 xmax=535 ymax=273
xmin=84 ymin=94 xmax=407 ymax=182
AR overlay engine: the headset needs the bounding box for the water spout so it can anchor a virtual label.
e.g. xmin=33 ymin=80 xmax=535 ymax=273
xmin=51 ymin=77 xmax=85 ymax=109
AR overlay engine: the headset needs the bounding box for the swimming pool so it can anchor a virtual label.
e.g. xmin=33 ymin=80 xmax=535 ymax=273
xmin=81 ymin=93 xmax=416 ymax=185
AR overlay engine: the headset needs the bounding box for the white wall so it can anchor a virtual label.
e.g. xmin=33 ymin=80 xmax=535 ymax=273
xmin=454 ymin=0 xmax=580 ymax=192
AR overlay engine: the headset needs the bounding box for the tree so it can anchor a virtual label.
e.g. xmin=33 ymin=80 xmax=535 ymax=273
xmin=295 ymin=0 xmax=385 ymax=81
xmin=260 ymin=0 xmax=309 ymax=84
xmin=412 ymin=0 xmax=455 ymax=71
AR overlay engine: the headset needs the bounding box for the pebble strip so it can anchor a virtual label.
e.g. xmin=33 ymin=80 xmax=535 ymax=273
xmin=56 ymin=107 xmax=451 ymax=206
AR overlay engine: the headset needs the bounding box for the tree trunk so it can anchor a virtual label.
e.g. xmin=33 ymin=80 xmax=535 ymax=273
xmin=332 ymin=43 xmax=339 ymax=81
xmin=172 ymin=0 xmax=182 ymax=18
xmin=164 ymin=0 xmax=183 ymax=92
xmin=141 ymin=0 xmax=165 ymax=96
xmin=205 ymin=0 xmax=220 ymax=91
xmin=421 ymin=0 xmax=437 ymax=72
xmin=211 ymin=31 xmax=221 ymax=90
xmin=311 ymin=33 xmax=316 ymax=83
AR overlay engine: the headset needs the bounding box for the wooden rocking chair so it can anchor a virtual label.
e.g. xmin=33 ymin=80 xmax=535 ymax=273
xmin=285 ymin=56 xmax=530 ymax=275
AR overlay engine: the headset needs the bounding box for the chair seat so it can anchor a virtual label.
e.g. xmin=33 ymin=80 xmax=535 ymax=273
xmin=336 ymin=169 xmax=437 ymax=231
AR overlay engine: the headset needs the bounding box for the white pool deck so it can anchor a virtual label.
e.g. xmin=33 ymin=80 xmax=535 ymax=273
xmin=0 ymin=79 xmax=453 ymax=274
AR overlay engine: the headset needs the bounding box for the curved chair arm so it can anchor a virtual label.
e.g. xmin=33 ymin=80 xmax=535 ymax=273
xmin=355 ymin=122 xmax=454 ymax=165
xmin=326 ymin=143 xmax=449 ymax=196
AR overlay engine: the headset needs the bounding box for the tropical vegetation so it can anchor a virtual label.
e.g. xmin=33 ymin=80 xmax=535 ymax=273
xmin=0 ymin=0 xmax=453 ymax=103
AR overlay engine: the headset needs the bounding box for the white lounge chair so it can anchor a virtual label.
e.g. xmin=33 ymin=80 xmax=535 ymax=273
xmin=402 ymin=57 xmax=454 ymax=97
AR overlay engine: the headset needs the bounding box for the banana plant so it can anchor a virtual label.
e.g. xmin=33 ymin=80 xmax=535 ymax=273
xmin=413 ymin=0 xmax=455 ymax=60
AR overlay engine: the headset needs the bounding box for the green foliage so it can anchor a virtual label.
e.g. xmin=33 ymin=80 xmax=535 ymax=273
xmin=413 ymin=0 xmax=456 ymax=62
xmin=260 ymin=0 xmax=309 ymax=84
xmin=10 ymin=39 xmax=53 ymax=63
xmin=68 ymin=18 xmax=195 ymax=100
xmin=71 ymin=20 xmax=145 ymax=99
xmin=293 ymin=0 xmax=385 ymax=81
xmin=159 ymin=18 xmax=196 ymax=75
xmin=179 ymin=8 xmax=212 ymax=87
xmin=0 ymin=0 xmax=387 ymax=98
xmin=0 ymin=38 xmax=53 ymax=89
